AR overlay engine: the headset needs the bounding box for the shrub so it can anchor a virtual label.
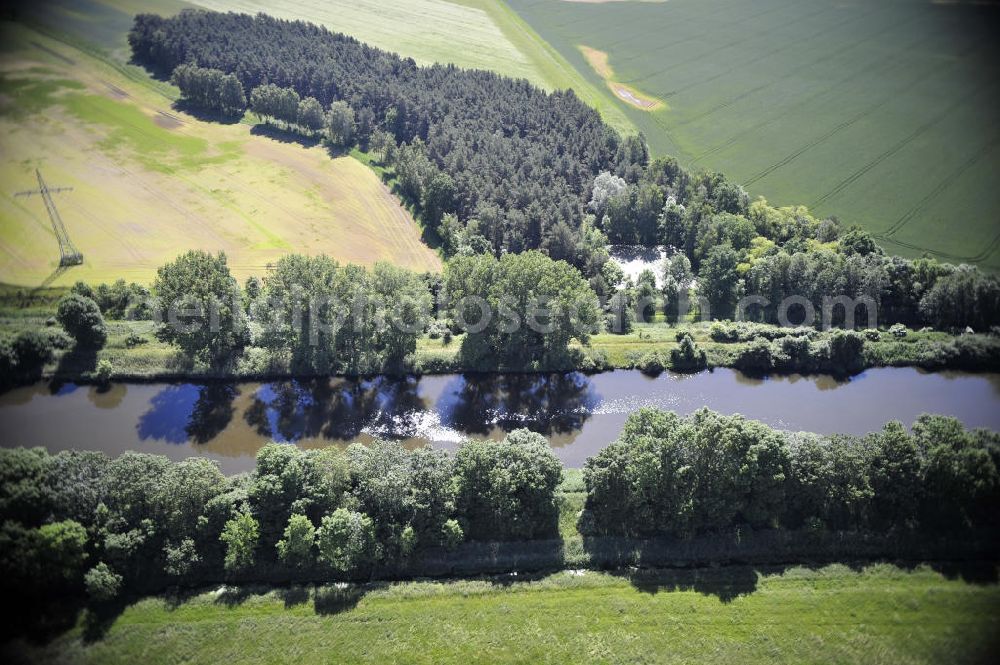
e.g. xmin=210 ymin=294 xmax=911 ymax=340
xmin=11 ymin=329 xmax=55 ymax=378
xmin=710 ymin=321 xmax=815 ymax=343
xmin=669 ymin=332 xmax=707 ymax=372
xmin=638 ymin=349 xmax=669 ymax=375
xmin=234 ymin=346 xmax=280 ymax=376
xmin=220 ymin=510 xmax=259 ymax=573
xmin=276 ymin=514 xmax=316 ymax=567
xmin=56 ymin=294 xmax=107 ymax=349
xmin=84 ymin=562 xmax=122 ymax=602
xmin=124 ymin=331 xmax=148 ymax=348
xmin=889 ymin=323 xmax=908 ymax=338
xmin=709 ymin=321 xmax=736 ymax=342
xmin=441 ymin=519 xmax=464 ymax=550
xmin=95 ymin=359 xmax=112 ymax=385
xmin=733 ymin=338 xmax=775 ymax=374
xmin=73 ymin=279 xmax=151 ymax=319
xmin=454 ymin=430 xmax=562 ymax=541
xmin=427 ymin=320 xmax=449 ymax=339
xmin=579 ymin=348 xmax=610 ymax=372
xmin=317 ymin=509 xmax=376 ymax=572
xmin=827 ymin=330 xmax=865 ymax=376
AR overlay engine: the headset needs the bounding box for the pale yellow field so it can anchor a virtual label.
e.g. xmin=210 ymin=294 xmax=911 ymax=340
xmin=578 ymin=44 xmax=664 ymax=112
xmin=0 ymin=24 xmax=441 ymax=288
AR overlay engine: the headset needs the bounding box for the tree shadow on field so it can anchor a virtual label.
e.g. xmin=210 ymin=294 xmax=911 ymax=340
xmin=313 ymin=584 xmax=371 ymax=615
xmin=928 ymin=560 xmax=999 ymax=585
xmin=0 ymin=597 xmax=83 ymax=646
xmin=55 ymin=346 xmax=97 ymax=376
xmin=609 ymin=557 xmax=1000 ymax=604
xmin=279 ymin=585 xmax=310 ymax=609
xmin=192 ymin=581 xmax=372 ymax=616
xmin=81 ymin=599 xmax=129 ymax=644
xmin=163 ymin=585 xmax=207 ymax=611
xmin=213 ymin=584 xmax=260 ymax=608
xmin=617 ymin=565 xmax=763 ymax=603
xmin=324 ymin=144 xmax=351 ymax=159
xmin=171 ymin=99 xmax=242 ymax=125
xmin=249 ymin=122 xmax=321 ymax=148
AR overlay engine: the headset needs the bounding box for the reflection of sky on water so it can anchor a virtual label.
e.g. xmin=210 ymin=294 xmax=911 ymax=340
xmin=52 ymin=382 xmax=79 ymax=397
xmin=136 ymin=384 xmax=200 ymax=443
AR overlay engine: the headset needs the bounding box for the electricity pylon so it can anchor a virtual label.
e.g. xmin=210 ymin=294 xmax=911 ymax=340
xmin=14 ymin=169 xmax=83 ymax=267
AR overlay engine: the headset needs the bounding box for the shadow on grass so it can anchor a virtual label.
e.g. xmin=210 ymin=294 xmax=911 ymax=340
xmin=171 ymin=99 xmax=243 ymax=125
xmin=313 ymin=584 xmax=370 ymax=615
xmin=249 ymin=122 xmax=321 ymax=148
xmin=617 ymin=566 xmax=763 ymax=603
xmin=279 ymin=585 xmax=310 ymax=609
xmin=81 ymin=598 xmax=130 ymax=644
xmin=927 ymin=560 xmax=999 ymax=585
xmin=214 ymin=584 xmax=260 ymax=608
xmin=604 ymin=559 xmax=999 ymax=603
xmin=55 ymin=346 xmax=97 ymax=376
xmin=0 ymin=597 xmax=82 ymax=645
xmin=580 ymin=526 xmax=1000 ymax=602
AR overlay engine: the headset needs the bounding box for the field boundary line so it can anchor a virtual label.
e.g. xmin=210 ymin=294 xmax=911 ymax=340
xmin=608 ymin=0 xmax=797 ymax=65
xmin=690 ymin=35 xmax=924 ymax=164
xmin=879 ymin=135 xmax=1000 ymax=239
xmin=740 ymin=42 xmax=981 ymax=189
xmin=656 ymin=3 xmax=886 ymax=101
xmin=677 ymin=10 xmax=924 ymax=132
xmin=809 ymin=86 xmax=993 ymax=209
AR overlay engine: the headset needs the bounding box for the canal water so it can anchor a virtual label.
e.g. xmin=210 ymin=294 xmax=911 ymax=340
xmin=1 ymin=368 xmax=998 ymax=473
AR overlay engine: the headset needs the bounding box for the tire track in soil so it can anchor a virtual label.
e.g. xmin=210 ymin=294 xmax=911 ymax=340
xmin=879 ymin=135 xmax=1000 ymax=239
xmin=740 ymin=42 xmax=981 ymax=189
xmin=677 ymin=9 xmax=924 ymax=132
xmin=809 ymin=85 xmax=994 ymax=210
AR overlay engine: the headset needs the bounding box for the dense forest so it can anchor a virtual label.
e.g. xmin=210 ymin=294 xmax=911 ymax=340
xmin=2 ymin=411 xmax=995 ymax=602
xmin=128 ymin=10 xmax=641 ymax=275
xmin=584 ymin=408 xmax=999 ymax=538
xmin=127 ymin=11 xmax=1000 ymax=332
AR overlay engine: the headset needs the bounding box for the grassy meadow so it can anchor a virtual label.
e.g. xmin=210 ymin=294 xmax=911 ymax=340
xmin=508 ymin=0 xmax=1000 ymax=271
xmin=4 ymin=564 xmax=998 ymax=664
xmin=0 ymin=4 xmax=440 ymax=288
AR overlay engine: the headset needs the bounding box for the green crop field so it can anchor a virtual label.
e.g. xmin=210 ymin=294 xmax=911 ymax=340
xmin=507 ymin=0 xmax=1000 ymax=271
xmin=5 ymin=565 xmax=998 ymax=664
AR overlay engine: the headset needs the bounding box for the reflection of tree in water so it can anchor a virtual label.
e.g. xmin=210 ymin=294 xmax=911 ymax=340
xmin=137 ymin=384 xmax=238 ymax=444
xmin=244 ymin=377 xmax=427 ymax=442
xmin=439 ymin=373 xmax=599 ymax=437
xmin=87 ymin=383 xmax=128 ymax=410
xmin=186 ymin=384 xmax=238 ymax=443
